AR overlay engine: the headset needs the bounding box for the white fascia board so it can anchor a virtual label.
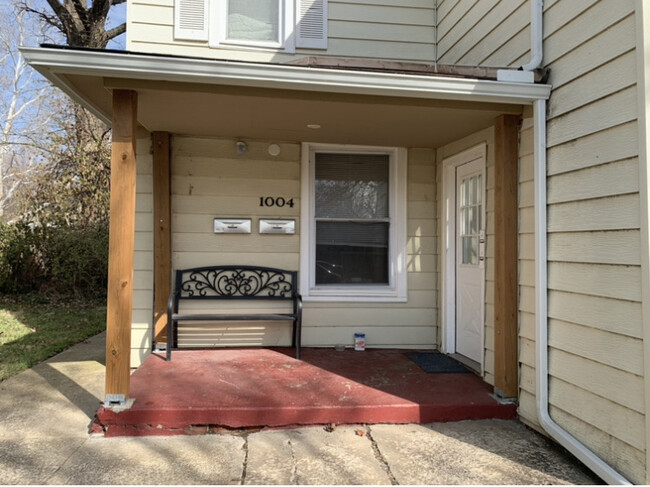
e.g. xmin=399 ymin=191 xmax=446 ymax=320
xmin=21 ymin=47 xmax=551 ymax=109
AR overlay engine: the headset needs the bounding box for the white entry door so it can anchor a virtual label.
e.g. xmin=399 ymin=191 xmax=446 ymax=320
xmin=455 ymin=159 xmax=485 ymax=364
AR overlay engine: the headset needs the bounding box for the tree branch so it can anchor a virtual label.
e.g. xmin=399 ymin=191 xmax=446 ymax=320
xmin=105 ymin=22 xmax=126 ymax=40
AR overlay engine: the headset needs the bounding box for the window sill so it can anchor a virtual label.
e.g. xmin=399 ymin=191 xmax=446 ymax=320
xmin=302 ymin=289 xmax=408 ymax=303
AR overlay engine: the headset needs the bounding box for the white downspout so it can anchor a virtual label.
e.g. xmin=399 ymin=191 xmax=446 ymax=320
xmin=497 ymin=0 xmax=543 ymax=82
xmin=522 ymin=0 xmax=544 ymax=72
xmin=533 ymin=99 xmax=631 ymax=485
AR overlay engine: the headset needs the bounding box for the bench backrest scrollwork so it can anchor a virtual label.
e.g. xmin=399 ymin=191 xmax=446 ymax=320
xmin=173 ymin=265 xmax=298 ymax=301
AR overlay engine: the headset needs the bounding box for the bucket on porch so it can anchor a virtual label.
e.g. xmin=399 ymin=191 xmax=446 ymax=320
xmin=354 ymin=333 xmax=366 ymax=351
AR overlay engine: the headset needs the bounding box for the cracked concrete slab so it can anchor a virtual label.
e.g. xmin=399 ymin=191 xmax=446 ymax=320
xmin=245 ymin=426 xmax=390 ymax=485
xmin=369 ymin=421 xmax=599 ymax=485
xmin=46 ymin=435 xmax=246 ymax=485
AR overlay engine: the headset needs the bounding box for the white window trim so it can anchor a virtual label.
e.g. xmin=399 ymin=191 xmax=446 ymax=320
xmin=209 ymin=0 xmax=295 ymax=53
xmin=300 ymin=143 xmax=407 ymax=302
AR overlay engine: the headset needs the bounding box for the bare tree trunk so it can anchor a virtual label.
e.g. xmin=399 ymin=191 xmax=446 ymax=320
xmin=21 ymin=0 xmax=126 ymax=49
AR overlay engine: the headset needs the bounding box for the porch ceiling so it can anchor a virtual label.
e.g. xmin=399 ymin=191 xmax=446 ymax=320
xmin=23 ymin=47 xmax=548 ymax=148
xmin=56 ymin=73 xmax=523 ymax=148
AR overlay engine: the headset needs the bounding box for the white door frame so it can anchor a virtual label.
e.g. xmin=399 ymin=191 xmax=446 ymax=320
xmin=441 ymin=143 xmax=487 ymax=371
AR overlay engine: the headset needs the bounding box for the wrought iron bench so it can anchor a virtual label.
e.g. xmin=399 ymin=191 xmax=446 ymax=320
xmin=166 ymin=266 xmax=302 ymax=361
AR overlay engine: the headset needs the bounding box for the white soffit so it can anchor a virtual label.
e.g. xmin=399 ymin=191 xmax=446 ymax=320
xmin=22 ymin=47 xmax=552 ymax=118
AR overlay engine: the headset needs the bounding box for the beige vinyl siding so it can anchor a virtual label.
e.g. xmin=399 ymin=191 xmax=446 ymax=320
xmin=516 ymin=2 xmax=645 ymax=482
xmin=127 ymin=0 xmax=436 ymax=64
xmin=131 ymin=132 xmax=155 ymax=368
xmin=436 ymin=127 xmax=496 ymax=384
xmin=436 ymin=0 xmax=530 ymax=67
xmin=170 ymin=136 xmax=438 ymax=349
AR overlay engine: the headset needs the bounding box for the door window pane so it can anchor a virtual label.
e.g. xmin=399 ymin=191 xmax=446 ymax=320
xmin=227 ymin=0 xmax=279 ymax=42
xmin=459 ymin=173 xmax=482 ymax=266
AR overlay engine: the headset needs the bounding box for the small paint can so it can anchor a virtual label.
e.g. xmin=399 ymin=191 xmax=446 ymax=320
xmin=354 ymin=333 xmax=366 ymax=351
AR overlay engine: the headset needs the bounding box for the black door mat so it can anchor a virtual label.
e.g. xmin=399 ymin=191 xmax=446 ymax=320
xmin=405 ymin=352 xmax=470 ymax=373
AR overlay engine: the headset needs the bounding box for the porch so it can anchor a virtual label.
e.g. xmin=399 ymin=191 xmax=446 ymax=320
xmin=22 ymin=46 xmax=551 ymax=413
xmin=96 ymin=347 xmax=516 ymax=437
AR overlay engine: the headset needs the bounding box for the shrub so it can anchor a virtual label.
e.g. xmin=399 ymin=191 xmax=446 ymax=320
xmin=0 ymin=220 xmax=108 ymax=297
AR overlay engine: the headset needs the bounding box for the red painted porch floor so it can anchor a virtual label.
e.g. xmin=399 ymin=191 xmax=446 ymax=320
xmin=96 ymin=348 xmax=517 ymax=437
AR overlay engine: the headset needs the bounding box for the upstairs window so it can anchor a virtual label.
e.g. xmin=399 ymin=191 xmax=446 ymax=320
xmin=219 ymin=0 xmax=287 ymax=49
xmin=174 ymin=0 xmax=328 ymax=52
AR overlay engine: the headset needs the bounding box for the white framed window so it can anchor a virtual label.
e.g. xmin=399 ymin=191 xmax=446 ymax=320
xmin=175 ymin=0 xmax=328 ymax=52
xmin=300 ymin=144 xmax=407 ymax=302
xmin=213 ymin=0 xmax=293 ymax=50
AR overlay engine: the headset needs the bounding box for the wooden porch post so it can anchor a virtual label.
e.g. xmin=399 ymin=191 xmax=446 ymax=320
xmin=152 ymin=132 xmax=171 ymax=346
xmin=105 ymin=90 xmax=138 ymax=405
xmin=494 ymin=114 xmax=520 ymax=399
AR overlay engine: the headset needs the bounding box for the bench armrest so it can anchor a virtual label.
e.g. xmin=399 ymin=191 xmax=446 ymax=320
xmin=166 ymin=291 xmax=179 ymax=361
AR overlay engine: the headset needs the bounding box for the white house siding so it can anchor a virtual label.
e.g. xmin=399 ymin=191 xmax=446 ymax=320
xmin=517 ymin=1 xmax=646 ymax=483
xmin=167 ymin=136 xmax=438 ymax=350
xmin=436 ymin=127 xmax=496 ymax=385
xmin=127 ymin=0 xmax=436 ymax=63
xmin=131 ymin=131 xmax=155 ymax=368
xmin=436 ymin=0 xmax=530 ymax=67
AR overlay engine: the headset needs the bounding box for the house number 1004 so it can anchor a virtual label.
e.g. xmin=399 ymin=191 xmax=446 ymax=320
xmin=259 ymin=196 xmax=295 ymax=208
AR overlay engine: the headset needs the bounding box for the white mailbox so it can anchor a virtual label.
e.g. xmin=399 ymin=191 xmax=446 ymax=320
xmin=259 ymin=219 xmax=296 ymax=234
xmin=214 ymin=218 xmax=251 ymax=234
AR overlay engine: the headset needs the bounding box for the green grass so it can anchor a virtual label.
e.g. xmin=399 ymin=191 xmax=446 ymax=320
xmin=0 ymin=295 xmax=106 ymax=381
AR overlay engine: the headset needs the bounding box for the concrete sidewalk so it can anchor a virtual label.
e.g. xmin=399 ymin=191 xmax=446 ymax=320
xmin=0 ymin=332 xmax=601 ymax=485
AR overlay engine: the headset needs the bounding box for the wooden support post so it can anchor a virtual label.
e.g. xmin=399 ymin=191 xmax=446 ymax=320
xmin=153 ymin=132 xmax=171 ymax=345
xmin=105 ymin=90 xmax=138 ymax=405
xmin=494 ymin=114 xmax=520 ymax=399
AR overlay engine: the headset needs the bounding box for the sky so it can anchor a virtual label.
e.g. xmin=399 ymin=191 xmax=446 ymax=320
xmin=106 ymin=0 xmax=127 ymax=49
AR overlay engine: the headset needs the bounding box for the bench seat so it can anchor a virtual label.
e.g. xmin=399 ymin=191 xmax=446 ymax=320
xmin=166 ymin=266 xmax=302 ymax=361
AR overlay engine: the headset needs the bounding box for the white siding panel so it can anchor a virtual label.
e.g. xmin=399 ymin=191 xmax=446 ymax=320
xmin=549 ymin=376 xmax=645 ymax=451
xmin=547 ymin=87 xmax=637 ymax=148
xmin=548 ymin=319 xmax=644 ymax=375
xmin=547 ymin=194 xmax=640 ymax=232
xmin=546 ymin=122 xmax=638 ymax=176
xmin=438 ymin=0 xmax=529 ymax=67
xmin=548 ymin=348 xmax=644 ymax=414
xmin=545 ymin=14 xmax=636 ymax=90
xmin=550 ymin=407 xmax=645 ymax=485
xmin=547 ymin=230 xmax=640 ymax=266
xmin=548 ymin=262 xmax=642 ymax=302
xmin=543 ymin=2 xmax=634 ymax=67
xmin=548 ymin=51 xmax=637 ymax=119
xmin=558 ymin=165 xmax=637 ymax=207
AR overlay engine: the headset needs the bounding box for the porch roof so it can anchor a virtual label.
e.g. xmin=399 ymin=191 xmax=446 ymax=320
xmin=22 ymin=45 xmax=551 ymax=148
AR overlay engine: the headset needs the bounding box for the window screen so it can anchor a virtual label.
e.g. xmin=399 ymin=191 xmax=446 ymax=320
xmin=314 ymin=153 xmax=390 ymax=285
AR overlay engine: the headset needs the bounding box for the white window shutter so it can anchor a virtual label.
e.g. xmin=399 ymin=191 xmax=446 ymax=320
xmin=174 ymin=0 xmax=209 ymax=41
xmin=296 ymin=0 xmax=328 ymax=49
